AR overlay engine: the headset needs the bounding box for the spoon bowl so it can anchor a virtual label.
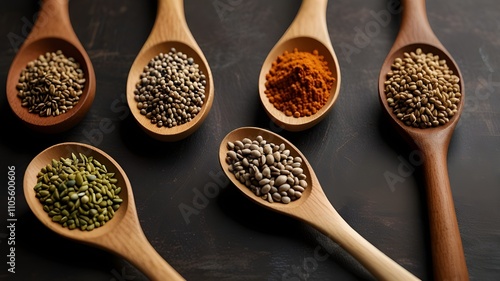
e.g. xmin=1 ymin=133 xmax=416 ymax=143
xmin=126 ymin=0 xmax=214 ymax=141
xmin=377 ymin=0 xmax=468 ymax=280
xmin=6 ymin=0 xmax=96 ymax=134
xmin=378 ymin=42 xmax=465 ymax=139
xmin=219 ymin=127 xmax=419 ymax=280
xmin=258 ymin=0 xmax=341 ymax=132
xmin=24 ymin=142 xmax=184 ymax=281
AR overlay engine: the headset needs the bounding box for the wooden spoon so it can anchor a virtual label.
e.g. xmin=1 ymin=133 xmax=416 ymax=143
xmin=126 ymin=0 xmax=214 ymax=141
xmin=258 ymin=0 xmax=341 ymax=132
xmin=219 ymin=127 xmax=419 ymax=280
xmin=6 ymin=0 xmax=96 ymax=134
xmin=377 ymin=0 xmax=468 ymax=280
xmin=24 ymin=142 xmax=184 ymax=281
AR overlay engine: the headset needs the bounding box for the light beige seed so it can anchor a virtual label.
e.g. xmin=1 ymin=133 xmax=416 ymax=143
xmin=273 ymin=151 xmax=281 ymax=162
xmin=278 ymin=184 xmax=291 ymax=193
xmin=292 ymin=168 xmax=303 ymax=176
xmin=275 ymin=175 xmax=287 ymax=186
xmin=293 ymin=185 xmax=305 ymax=192
xmin=227 ymin=151 xmax=237 ymax=160
xmin=268 ymin=191 xmax=280 ymax=201
xmin=261 ymin=184 xmax=271 ymax=194
xmin=266 ymin=154 xmax=274 ymax=165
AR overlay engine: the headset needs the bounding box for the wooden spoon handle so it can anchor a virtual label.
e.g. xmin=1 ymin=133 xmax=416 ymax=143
xmin=421 ymin=148 xmax=469 ymax=280
xmin=109 ymin=224 xmax=185 ymax=281
xmin=283 ymin=0 xmax=330 ymax=45
xmin=31 ymin=0 xmax=75 ymax=39
xmin=307 ymin=203 xmax=419 ymax=280
xmin=144 ymin=0 xmax=196 ymax=49
xmin=395 ymin=0 xmax=440 ymax=48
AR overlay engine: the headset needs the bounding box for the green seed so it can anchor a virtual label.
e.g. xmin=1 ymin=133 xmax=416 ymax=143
xmin=81 ymin=195 xmax=90 ymax=204
xmin=69 ymin=192 xmax=79 ymax=201
xmin=33 ymin=154 xmax=123 ymax=231
xmin=75 ymin=172 xmax=83 ymax=186
xmin=78 ymin=185 xmax=88 ymax=193
xmin=39 ymin=190 xmax=50 ymax=197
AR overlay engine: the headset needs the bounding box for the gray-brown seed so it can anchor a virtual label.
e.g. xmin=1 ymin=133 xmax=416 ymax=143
xmin=266 ymin=154 xmax=275 ymax=165
xmin=292 ymin=168 xmax=303 ymax=176
xmin=278 ymin=184 xmax=290 ymax=193
xmin=225 ymin=136 xmax=308 ymax=205
xmin=275 ymin=175 xmax=287 ymax=186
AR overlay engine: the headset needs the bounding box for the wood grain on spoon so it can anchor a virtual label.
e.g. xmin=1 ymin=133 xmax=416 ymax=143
xmin=258 ymin=0 xmax=341 ymax=132
xmin=378 ymin=0 xmax=468 ymax=280
xmin=24 ymin=143 xmax=184 ymax=281
xmin=219 ymin=127 xmax=419 ymax=280
xmin=126 ymin=0 xmax=214 ymax=141
xmin=6 ymin=0 xmax=96 ymax=133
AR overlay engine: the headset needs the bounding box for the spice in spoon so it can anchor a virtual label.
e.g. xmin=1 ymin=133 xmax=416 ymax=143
xmin=225 ymin=135 xmax=308 ymax=204
xmin=16 ymin=50 xmax=85 ymax=117
xmin=34 ymin=153 xmax=123 ymax=231
xmin=265 ymin=48 xmax=335 ymax=118
xmin=134 ymin=48 xmax=206 ymax=128
xmin=383 ymin=48 xmax=461 ymax=128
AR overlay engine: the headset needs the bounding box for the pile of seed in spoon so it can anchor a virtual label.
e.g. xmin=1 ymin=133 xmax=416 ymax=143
xmin=34 ymin=153 xmax=123 ymax=231
xmin=16 ymin=50 xmax=85 ymax=117
xmin=383 ymin=48 xmax=461 ymax=128
xmin=134 ymin=48 xmax=206 ymax=128
xmin=225 ymin=135 xmax=308 ymax=204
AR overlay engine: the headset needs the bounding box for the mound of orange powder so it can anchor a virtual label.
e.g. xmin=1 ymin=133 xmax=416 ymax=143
xmin=265 ymin=49 xmax=335 ymax=118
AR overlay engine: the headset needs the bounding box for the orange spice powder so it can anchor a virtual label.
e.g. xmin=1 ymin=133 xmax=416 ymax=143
xmin=265 ymin=48 xmax=335 ymax=118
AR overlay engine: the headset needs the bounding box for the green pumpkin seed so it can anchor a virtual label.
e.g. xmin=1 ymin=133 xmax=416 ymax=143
xmin=33 ymin=154 xmax=123 ymax=231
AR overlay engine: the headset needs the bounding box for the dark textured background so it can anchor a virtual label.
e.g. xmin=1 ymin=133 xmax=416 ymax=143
xmin=1 ymin=0 xmax=499 ymax=280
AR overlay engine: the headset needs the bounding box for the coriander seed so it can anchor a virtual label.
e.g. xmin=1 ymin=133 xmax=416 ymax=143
xmin=16 ymin=50 xmax=85 ymax=117
xmin=383 ymin=48 xmax=461 ymax=128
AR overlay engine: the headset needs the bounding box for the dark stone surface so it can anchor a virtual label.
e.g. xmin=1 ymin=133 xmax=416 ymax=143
xmin=0 ymin=0 xmax=499 ymax=280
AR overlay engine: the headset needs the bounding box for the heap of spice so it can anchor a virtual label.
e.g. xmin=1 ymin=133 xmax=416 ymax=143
xmin=265 ymin=48 xmax=335 ymax=118
xmin=34 ymin=153 xmax=123 ymax=231
xmin=16 ymin=50 xmax=85 ymax=117
xmin=225 ymin=135 xmax=308 ymax=204
xmin=383 ymin=48 xmax=461 ymax=128
xmin=134 ymin=48 xmax=206 ymax=128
